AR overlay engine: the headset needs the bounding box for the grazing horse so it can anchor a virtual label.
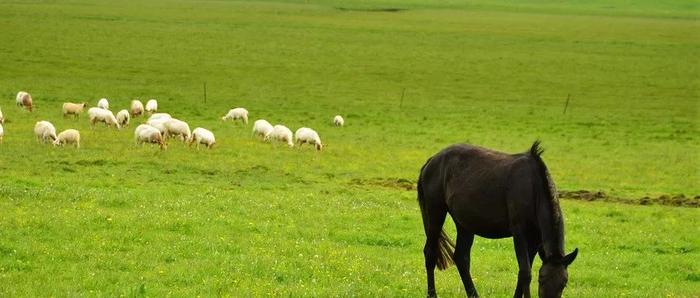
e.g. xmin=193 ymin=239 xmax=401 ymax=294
xmin=418 ymin=141 xmax=578 ymax=298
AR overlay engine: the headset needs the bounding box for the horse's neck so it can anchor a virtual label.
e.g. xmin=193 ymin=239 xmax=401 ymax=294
xmin=537 ymin=192 xmax=565 ymax=259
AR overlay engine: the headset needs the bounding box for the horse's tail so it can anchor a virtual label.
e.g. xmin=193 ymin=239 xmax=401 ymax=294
xmin=418 ymin=158 xmax=455 ymax=270
xmin=435 ymin=230 xmax=455 ymax=270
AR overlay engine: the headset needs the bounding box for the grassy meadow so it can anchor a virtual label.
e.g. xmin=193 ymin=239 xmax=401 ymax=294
xmin=0 ymin=0 xmax=698 ymax=296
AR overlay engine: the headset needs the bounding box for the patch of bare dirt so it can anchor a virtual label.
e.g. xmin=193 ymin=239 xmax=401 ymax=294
xmin=350 ymin=178 xmax=415 ymax=191
xmin=336 ymin=7 xmax=406 ymax=12
xmin=559 ymin=190 xmax=699 ymax=208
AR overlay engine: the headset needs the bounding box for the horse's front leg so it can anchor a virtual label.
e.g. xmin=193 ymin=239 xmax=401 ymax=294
xmin=512 ymin=234 xmax=532 ymax=298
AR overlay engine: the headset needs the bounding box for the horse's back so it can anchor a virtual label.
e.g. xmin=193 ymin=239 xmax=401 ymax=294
xmin=423 ymin=144 xmax=520 ymax=180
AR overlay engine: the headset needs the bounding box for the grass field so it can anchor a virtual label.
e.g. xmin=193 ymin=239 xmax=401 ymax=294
xmin=0 ymin=0 xmax=698 ymax=296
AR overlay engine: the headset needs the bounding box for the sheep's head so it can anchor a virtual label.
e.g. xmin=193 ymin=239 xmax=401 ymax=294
xmin=81 ymin=103 xmax=88 ymax=108
xmin=316 ymin=143 xmax=323 ymax=151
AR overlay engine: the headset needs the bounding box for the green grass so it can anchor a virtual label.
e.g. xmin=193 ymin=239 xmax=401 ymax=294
xmin=0 ymin=0 xmax=698 ymax=296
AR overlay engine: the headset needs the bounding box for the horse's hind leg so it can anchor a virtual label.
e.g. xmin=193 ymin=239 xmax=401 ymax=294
xmin=454 ymin=229 xmax=479 ymax=298
xmin=423 ymin=208 xmax=448 ymax=298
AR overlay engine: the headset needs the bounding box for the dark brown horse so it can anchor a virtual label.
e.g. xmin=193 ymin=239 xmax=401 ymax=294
xmin=418 ymin=141 xmax=578 ymax=298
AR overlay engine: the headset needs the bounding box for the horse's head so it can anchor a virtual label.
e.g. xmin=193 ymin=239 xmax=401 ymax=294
xmin=538 ymin=248 xmax=578 ymax=298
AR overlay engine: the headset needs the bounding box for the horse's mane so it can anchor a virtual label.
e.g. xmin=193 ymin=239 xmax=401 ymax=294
xmin=529 ymin=141 xmax=564 ymax=257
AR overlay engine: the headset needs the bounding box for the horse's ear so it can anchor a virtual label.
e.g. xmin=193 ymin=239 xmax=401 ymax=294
xmin=563 ymin=248 xmax=578 ymax=266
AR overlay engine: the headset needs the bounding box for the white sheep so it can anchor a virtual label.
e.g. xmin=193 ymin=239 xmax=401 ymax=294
xmin=135 ymin=124 xmax=166 ymax=150
xmin=130 ymin=100 xmax=144 ymax=117
xmin=146 ymin=118 xmax=168 ymax=135
xmin=97 ymin=98 xmax=109 ymax=110
xmin=163 ymin=118 xmax=191 ymax=141
xmin=271 ymin=124 xmax=294 ymax=147
xmin=34 ymin=121 xmax=57 ymax=143
xmin=333 ymin=115 xmax=344 ymax=127
xmin=148 ymin=113 xmax=171 ymax=122
xmin=0 ymin=107 xmax=4 ymax=124
xmin=0 ymin=123 xmax=4 ymax=144
xmin=53 ymin=129 xmax=80 ymax=148
xmin=88 ymin=107 xmax=121 ymax=129
xmin=116 ymin=109 xmax=130 ymax=127
xmin=145 ymin=99 xmax=158 ymax=114
xmin=222 ymin=107 xmax=248 ymax=124
xmin=62 ymin=102 xmax=88 ymax=118
xmin=189 ymin=127 xmax=216 ymax=149
xmin=16 ymin=91 xmax=33 ymax=112
xmin=252 ymin=119 xmax=273 ymax=141
xmin=294 ymin=127 xmax=323 ymax=151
